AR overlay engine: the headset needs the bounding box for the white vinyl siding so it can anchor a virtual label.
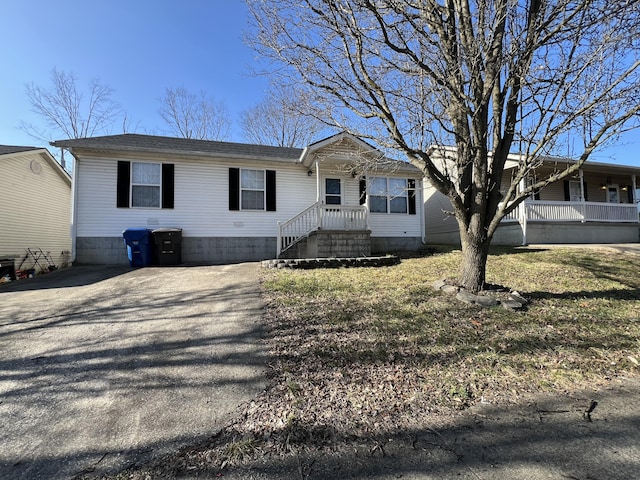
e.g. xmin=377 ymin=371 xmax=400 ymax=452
xmin=0 ymin=150 xmax=71 ymax=269
xmin=75 ymin=156 xmax=317 ymax=237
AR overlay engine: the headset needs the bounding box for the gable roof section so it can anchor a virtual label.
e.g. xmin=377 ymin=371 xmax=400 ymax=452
xmin=51 ymin=134 xmax=303 ymax=163
xmin=0 ymin=145 xmax=40 ymax=155
xmin=0 ymin=145 xmax=71 ymax=186
xmin=298 ymin=131 xmax=422 ymax=175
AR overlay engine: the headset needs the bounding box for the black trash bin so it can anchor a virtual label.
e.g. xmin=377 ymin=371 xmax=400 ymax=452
xmin=152 ymin=228 xmax=182 ymax=265
xmin=122 ymin=228 xmax=153 ymax=267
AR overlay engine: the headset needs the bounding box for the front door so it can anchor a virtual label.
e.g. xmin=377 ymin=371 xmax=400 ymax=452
xmin=325 ymin=178 xmax=342 ymax=205
xmin=607 ymin=185 xmax=620 ymax=203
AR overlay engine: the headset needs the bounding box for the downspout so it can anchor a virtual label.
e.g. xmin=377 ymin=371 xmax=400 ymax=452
xmin=67 ymin=149 xmax=79 ymax=264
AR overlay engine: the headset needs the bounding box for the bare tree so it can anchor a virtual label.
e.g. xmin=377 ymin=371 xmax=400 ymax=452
xmin=241 ymin=84 xmax=326 ymax=147
xmin=158 ymin=87 xmax=231 ymax=141
xmin=247 ymin=0 xmax=640 ymax=292
xmin=22 ymin=68 xmax=122 ymax=141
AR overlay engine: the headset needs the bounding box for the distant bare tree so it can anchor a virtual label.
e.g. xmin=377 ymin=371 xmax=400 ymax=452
xmin=22 ymin=68 xmax=122 ymax=141
xmin=241 ymin=85 xmax=325 ymax=147
xmin=158 ymin=87 xmax=231 ymax=141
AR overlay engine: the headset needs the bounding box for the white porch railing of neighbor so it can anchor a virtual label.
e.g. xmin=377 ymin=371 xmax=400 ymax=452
xmin=500 ymin=200 xmax=639 ymax=223
xmin=277 ymin=203 xmax=369 ymax=255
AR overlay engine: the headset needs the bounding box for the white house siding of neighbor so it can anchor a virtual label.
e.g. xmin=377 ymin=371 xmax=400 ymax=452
xmin=0 ymin=146 xmax=72 ymax=274
xmin=51 ymin=133 xmax=425 ymax=265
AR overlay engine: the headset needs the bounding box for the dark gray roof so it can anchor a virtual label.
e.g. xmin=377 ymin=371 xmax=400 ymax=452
xmin=51 ymin=134 xmax=303 ymax=162
xmin=0 ymin=145 xmax=40 ymax=155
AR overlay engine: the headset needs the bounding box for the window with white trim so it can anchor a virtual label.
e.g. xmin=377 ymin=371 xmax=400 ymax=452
xmin=131 ymin=162 xmax=161 ymax=208
xmin=370 ymin=177 xmax=408 ymax=213
xmin=241 ymin=169 xmax=265 ymax=210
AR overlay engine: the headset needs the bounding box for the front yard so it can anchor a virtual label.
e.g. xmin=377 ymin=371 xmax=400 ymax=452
xmin=97 ymin=246 xmax=640 ymax=478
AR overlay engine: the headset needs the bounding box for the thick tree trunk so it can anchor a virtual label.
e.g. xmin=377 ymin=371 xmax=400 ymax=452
xmin=459 ymin=232 xmax=491 ymax=293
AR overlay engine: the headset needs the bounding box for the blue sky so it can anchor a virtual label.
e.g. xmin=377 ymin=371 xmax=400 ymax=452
xmin=1 ymin=0 xmax=639 ymax=167
xmin=0 ymin=1 xmax=270 ymax=147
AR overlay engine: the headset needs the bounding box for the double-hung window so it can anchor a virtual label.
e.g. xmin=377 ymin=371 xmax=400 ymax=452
xmin=117 ymin=161 xmax=174 ymax=209
xmin=229 ymin=167 xmax=276 ymax=211
xmin=241 ymin=169 xmax=265 ymax=210
xmin=370 ymin=177 xmax=408 ymax=213
xmin=131 ymin=162 xmax=161 ymax=208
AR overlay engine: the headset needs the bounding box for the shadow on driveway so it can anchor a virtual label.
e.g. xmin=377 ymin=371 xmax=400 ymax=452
xmin=0 ymin=263 xmax=267 ymax=479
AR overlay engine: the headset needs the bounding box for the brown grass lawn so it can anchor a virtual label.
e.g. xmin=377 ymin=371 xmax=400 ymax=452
xmin=98 ymin=246 xmax=640 ymax=478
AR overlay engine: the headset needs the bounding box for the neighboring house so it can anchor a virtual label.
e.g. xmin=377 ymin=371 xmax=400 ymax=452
xmin=0 ymin=145 xmax=72 ymax=273
xmin=425 ymin=152 xmax=640 ymax=245
xmin=51 ymin=132 xmax=424 ymax=265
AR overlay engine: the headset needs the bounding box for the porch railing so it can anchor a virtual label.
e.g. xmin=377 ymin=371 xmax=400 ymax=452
xmin=501 ymin=200 xmax=639 ymax=223
xmin=277 ymin=203 xmax=369 ymax=255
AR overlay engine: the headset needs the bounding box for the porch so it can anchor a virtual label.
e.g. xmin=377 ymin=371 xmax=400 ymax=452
xmin=277 ymin=203 xmax=369 ymax=257
xmin=499 ymin=200 xmax=639 ymax=245
xmin=502 ymin=200 xmax=639 ymax=224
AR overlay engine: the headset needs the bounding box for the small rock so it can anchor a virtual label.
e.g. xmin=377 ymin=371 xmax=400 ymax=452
xmin=475 ymin=295 xmax=499 ymax=307
xmin=432 ymin=279 xmax=447 ymax=291
xmin=441 ymin=284 xmax=460 ymax=295
xmin=509 ymin=291 xmax=528 ymax=305
xmin=456 ymin=290 xmax=477 ymax=305
xmin=502 ymin=299 xmax=525 ymax=310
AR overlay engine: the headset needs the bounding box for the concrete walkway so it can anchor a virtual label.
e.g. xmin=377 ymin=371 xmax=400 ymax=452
xmin=0 ymin=263 xmax=266 ymax=479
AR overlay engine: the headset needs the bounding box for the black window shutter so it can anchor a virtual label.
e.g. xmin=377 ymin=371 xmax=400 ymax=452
xmin=583 ymin=181 xmax=588 ymax=202
xmin=229 ymin=168 xmax=240 ymax=210
xmin=563 ymin=181 xmax=570 ymax=201
xmin=162 ymin=163 xmax=174 ymax=209
xmin=359 ymin=177 xmax=367 ymax=205
xmin=408 ymin=178 xmax=416 ymax=215
xmin=266 ymin=170 xmax=276 ymax=211
xmin=628 ymin=186 xmax=634 ymax=204
xmin=117 ymin=161 xmax=130 ymax=208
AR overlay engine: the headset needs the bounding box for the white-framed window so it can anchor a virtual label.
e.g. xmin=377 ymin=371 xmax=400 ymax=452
xmin=325 ymin=178 xmax=341 ymax=205
xmin=370 ymin=177 xmax=408 ymax=213
xmin=241 ymin=168 xmax=265 ymax=210
xmin=568 ymin=181 xmax=583 ymax=202
xmin=131 ymin=162 xmax=161 ymax=208
xmin=607 ymin=184 xmax=620 ymax=204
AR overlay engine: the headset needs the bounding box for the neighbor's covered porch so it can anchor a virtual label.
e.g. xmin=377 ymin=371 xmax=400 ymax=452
xmin=499 ymin=162 xmax=639 ymax=244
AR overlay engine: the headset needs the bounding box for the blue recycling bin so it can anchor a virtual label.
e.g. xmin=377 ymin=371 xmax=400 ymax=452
xmin=122 ymin=228 xmax=153 ymax=267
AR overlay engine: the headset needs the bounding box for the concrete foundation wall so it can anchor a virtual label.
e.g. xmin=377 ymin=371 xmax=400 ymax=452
xmin=76 ymin=236 xmax=277 ymax=265
xmin=370 ymin=236 xmax=424 ymax=253
xmin=422 ymin=223 xmax=640 ymax=246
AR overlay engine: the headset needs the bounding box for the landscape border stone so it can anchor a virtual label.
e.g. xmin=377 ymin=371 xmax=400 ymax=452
xmin=434 ymin=278 xmax=529 ymax=310
xmin=261 ymin=255 xmax=401 ymax=270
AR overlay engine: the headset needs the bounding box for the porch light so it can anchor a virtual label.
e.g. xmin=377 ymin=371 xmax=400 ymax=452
xmin=600 ymin=183 xmax=607 ymax=190
xmin=307 ymin=170 xmax=314 ymax=176
xmin=621 ymin=185 xmax=628 ymax=191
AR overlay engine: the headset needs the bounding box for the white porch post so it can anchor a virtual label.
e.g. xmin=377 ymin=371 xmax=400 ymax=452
xmin=518 ymin=177 xmax=528 ymax=245
xmin=315 ymin=158 xmax=321 ymax=229
xmin=579 ymin=169 xmax=586 ymax=223
xmin=633 ymin=174 xmax=638 ymax=223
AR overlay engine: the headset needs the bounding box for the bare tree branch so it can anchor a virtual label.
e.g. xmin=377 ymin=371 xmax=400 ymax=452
xmin=247 ymin=0 xmax=640 ymax=291
xmin=158 ymin=87 xmax=231 ymax=141
xmin=22 ymin=68 xmax=122 ymax=141
xmin=240 ymin=84 xmax=327 ymax=147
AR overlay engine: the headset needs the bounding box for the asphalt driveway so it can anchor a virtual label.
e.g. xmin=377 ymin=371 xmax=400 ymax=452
xmin=0 ymin=263 xmax=267 ymax=479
